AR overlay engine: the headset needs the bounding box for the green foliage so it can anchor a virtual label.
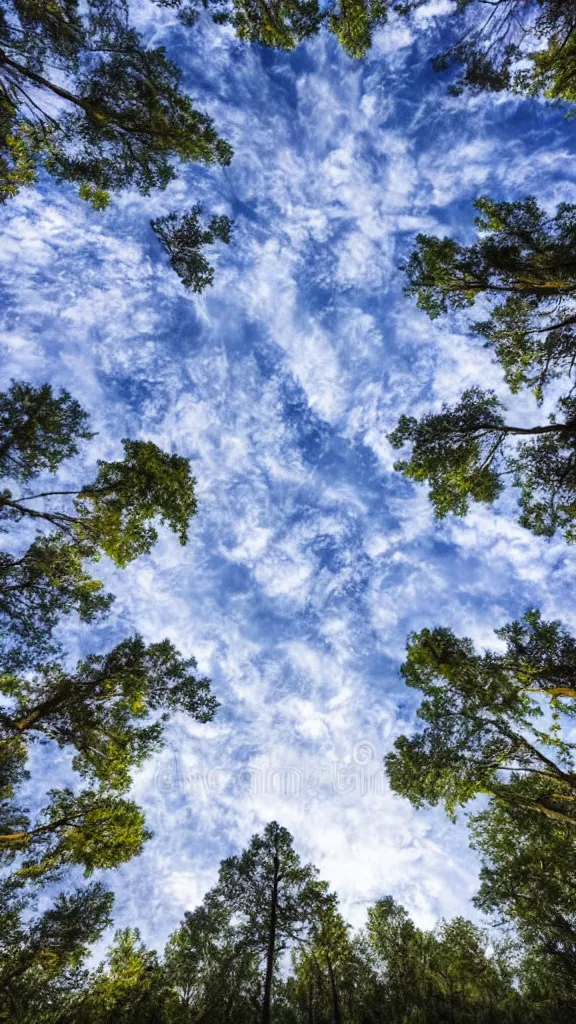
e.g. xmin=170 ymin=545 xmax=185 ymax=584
xmin=384 ymin=611 xmax=576 ymax=818
xmin=0 ymin=634 xmax=217 ymax=790
xmin=0 ymin=380 xmax=94 ymax=482
xmin=1 ymin=438 xmax=198 ymax=568
xmin=0 ymin=787 xmax=150 ymax=880
xmin=151 ymin=205 xmax=233 ymax=293
xmin=328 ymin=0 xmax=389 ymax=60
xmin=0 ymin=881 xmax=114 ymax=1024
xmin=218 ymin=0 xmax=325 ymax=51
xmin=386 ymin=612 xmax=576 ymax=996
xmin=423 ymin=0 xmax=576 ymax=107
xmin=0 ymin=0 xmax=232 ymax=204
xmin=71 ymin=927 xmax=168 ymax=1024
xmin=0 ymin=379 xmax=215 ymax=887
xmin=0 ymin=535 xmax=113 ymax=670
xmin=210 ymin=821 xmax=325 ymax=1023
xmin=72 ymin=439 xmax=198 ymax=565
xmin=0 ymin=821 xmax=570 ymax=1022
xmin=163 ymin=902 xmax=261 ymax=1022
xmin=394 ymin=198 xmax=576 ymax=540
xmin=164 ymin=0 xmax=394 ymax=56
xmin=366 ymin=896 xmax=521 ymax=1023
xmin=211 ymin=820 xmax=321 ymax=957
xmin=471 ymin=792 xmax=576 ymax=980
xmin=388 ymin=387 xmax=506 ymax=518
xmin=405 ymin=197 xmax=576 ymax=398
xmin=389 ymin=389 xmax=576 ymax=541
xmin=0 ymin=380 xmax=199 ymax=670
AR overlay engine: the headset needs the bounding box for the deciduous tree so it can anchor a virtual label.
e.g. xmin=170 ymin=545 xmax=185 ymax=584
xmin=0 ymin=787 xmax=150 ymax=880
xmin=0 ymin=881 xmax=113 ymax=1024
xmin=384 ymin=611 xmax=576 ymax=824
xmin=151 ymin=205 xmax=232 ymax=292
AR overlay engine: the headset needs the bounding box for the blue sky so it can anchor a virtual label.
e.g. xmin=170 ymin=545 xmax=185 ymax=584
xmin=2 ymin=0 xmax=576 ymax=950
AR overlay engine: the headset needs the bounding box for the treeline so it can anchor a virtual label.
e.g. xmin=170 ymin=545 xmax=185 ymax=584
xmin=2 ymin=820 xmax=574 ymax=1023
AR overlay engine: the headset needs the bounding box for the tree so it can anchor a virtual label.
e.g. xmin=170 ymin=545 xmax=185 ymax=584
xmin=0 ymin=381 xmax=94 ymax=482
xmin=404 ymin=198 xmax=576 ymax=400
xmin=0 ymin=634 xmax=217 ymax=791
xmin=0 ymin=378 xmax=217 ymax=887
xmin=293 ymin=897 xmax=353 ymax=1024
xmin=0 ymin=0 xmax=232 ymax=208
xmin=66 ymin=928 xmax=168 ymax=1024
xmin=0 ymin=881 xmax=113 ymax=1024
xmin=2 ymin=437 xmax=198 ymax=566
xmin=365 ymin=895 xmax=528 ymax=1024
xmin=163 ymin=900 xmax=261 ymax=1022
xmin=167 ymin=0 xmax=394 ymax=58
xmin=392 ymin=198 xmax=576 ymax=541
xmin=0 ymin=787 xmax=150 ymax=881
xmin=388 ymin=387 xmax=576 ymax=541
xmin=327 ymin=0 xmax=389 ymax=60
xmin=209 ymin=821 xmax=323 ymax=1024
xmin=0 ymin=380 xmax=198 ymax=663
xmin=384 ymin=611 xmax=576 ymax=825
xmin=418 ymin=0 xmax=576 ymax=106
xmin=0 ymin=535 xmax=113 ymax=671
xmin=151 ymin=206 xmax=233 ymax=293
xmin=470 ymin=795 xmax=576 ymax=994
xmin=383 ymin=614 xmax=576 ymax=1012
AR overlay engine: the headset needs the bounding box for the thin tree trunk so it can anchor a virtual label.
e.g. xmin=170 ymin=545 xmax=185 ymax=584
xmin=262 ymin=852 xmax=279 ymax=1024
xmin=307 ymin=978 xmax=315 ymax=1024
xmin=0 ymin=49 xmax=98 ymax=114
xmin=326 ymin=956 xmax=342 ymax=1024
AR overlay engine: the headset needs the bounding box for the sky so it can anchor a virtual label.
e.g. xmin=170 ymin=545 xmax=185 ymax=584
xmin=2 ymin=0 xmax=576 ymax=952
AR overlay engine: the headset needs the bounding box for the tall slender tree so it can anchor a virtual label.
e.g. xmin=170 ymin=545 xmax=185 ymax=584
xmin=209 ymin=821 xmax=323 ymax=1024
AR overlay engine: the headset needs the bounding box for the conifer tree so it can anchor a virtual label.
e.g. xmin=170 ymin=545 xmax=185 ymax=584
xmin=391 ymin=198 xmax=576 ymax=541
xmin=209 ymin=821 xmax=324 ymax=1024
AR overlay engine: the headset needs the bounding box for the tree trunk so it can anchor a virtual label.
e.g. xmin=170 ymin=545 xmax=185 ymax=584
xmin=307 ymin=979 xmax=315 ymax=1024
xmin=262 ymin=852 xmax=279 ymax=1024
xmin=0 ymin=49 xmax=99 ymax=115
xmin=326 ymin=956 xmax=342 ymax=1024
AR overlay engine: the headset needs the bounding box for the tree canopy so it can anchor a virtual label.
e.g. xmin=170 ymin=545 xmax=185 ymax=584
xmin=0 ymin=0 xmax=232 ymax=207
xmin=209 ymin=821 xmax=325 ymax=1024
xmin=385 ymin=609 xmax=576 ymax=821
xmin=151 ymin=205 xmax=233 ymax=292
xmin=385 ymin=610 xmax=576 ymax=994
xmin=0 ymin=634 xmax=217 ymax=791
xmin=0 ymin=379 xmax=199 ymax=667
xmin=391 ymin=198 xmax=576 ymax=541
xmin=163 ymin=0 xmax=398 ymax=59
xmin=0 ymin=378 xmax=217 ymax=886
xmin=421 ymin=0 xmax=576 ymax=106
